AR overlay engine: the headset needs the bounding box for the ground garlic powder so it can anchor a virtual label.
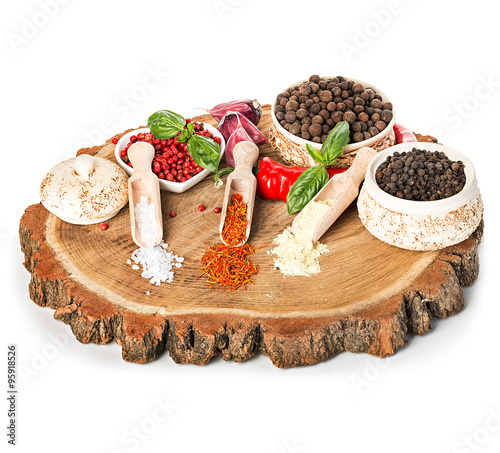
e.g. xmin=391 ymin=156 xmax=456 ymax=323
xmin=270 ymin=199 xmax=334 ymax=277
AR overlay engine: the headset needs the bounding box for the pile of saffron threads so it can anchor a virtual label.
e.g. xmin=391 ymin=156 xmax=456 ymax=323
xmin=198 ymin=193 xmax=263 ymax=292
xmin=221 ymin=193 xmax=247 ymax=246
xmin=198 ymin=243 xmax=259 ymax=291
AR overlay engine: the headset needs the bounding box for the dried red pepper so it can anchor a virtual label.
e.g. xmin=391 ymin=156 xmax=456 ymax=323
xmin=394 ymin=123 xmax=417 ymax=144
xmin=255 ymin=157 xmax=347 ymax=202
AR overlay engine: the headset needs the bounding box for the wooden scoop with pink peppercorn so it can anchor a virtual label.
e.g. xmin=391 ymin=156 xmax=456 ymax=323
xmin=292 ymin=147 xmax=377 ymax=242
xmin=127 ymin=141 xmax=163 ymax=247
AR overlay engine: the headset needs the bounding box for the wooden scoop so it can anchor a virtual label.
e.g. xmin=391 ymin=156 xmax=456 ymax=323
xmin=292 ymin=146 xmax=377 ymax=243
xmin=127 ymin=142 xmax=163 ymax=247
xmin=219 ymin=141 xmax=260 ymax=246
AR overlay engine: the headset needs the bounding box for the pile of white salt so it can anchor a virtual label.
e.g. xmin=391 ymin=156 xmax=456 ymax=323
xmin=128 ymin=196 xmax=183 ymax=286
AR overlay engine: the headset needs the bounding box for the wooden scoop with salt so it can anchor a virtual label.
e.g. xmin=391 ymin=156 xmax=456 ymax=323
xmin=292 ymin=147 xmax=377 ymax=243
xmin=127 ymin=141 xmax=163 ymax=247
xmin=219 ymin=141 xmax=260 ymax=247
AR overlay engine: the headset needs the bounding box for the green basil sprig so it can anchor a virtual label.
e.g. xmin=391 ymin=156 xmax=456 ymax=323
xmin=147 ymin=110 xmax=186 ymax=139
xmin=286 ymin=166 xmax=329 ymax=215
xmin=286 ymin=121 xmax=350 ymax=214
xmin=147 ymin=109 xmax=221 ymax=174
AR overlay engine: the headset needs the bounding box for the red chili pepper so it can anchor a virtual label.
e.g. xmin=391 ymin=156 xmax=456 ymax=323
xmin=255 ymin=157 xmax=347 ymax=202
xmin=394 ymin=123 xmax=417 ymax=144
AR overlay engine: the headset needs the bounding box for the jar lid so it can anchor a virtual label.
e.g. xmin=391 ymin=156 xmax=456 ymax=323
xmin=40 ymin=154 xmax=129 ymax=224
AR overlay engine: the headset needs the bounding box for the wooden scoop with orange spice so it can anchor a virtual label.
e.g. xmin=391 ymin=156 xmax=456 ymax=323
xmin=219 ymin=141 xmax=260 ymax=247
xmin=292 ymin=147 xmax=377 ymax=242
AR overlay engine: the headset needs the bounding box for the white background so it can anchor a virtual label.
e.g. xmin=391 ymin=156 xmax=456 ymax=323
xmin=1 ymin=1 xmax=499 ymax=452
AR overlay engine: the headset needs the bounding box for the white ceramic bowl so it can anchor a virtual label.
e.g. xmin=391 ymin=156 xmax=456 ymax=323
xmin=270 ymin=76 xmax=396 ymax=167
xmin=115 ymin=124 xmax=225 ymax=194
xmin=357 ymin=142 xmax=483 ymax=251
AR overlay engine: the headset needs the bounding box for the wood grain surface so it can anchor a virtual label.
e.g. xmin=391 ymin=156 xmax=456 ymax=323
xmin=18 ymin=106 xmax=483 ymax=367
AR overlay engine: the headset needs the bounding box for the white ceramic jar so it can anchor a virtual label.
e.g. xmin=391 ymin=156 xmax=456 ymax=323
xmin=357 ymin=142 xmax=483 ymax=251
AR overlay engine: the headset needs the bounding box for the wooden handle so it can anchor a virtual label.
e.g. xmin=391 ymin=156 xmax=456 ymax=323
xmin=128 ymin=142 xmax=155 ymax=172
xmin=233 ymin=141 xmax=259 ymax=172
xmin=346 ymin=147 xmax=377 ymax=187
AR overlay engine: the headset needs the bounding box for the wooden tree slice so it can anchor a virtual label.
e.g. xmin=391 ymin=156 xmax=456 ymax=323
xmin=18 ymin=106 xmax=483 ymax=368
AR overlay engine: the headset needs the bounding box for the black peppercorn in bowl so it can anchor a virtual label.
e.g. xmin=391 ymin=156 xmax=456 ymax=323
xmin=269 ymin=75 xmax=396 ymax=168
xmin=357 ymin=142 xmax=483 ymax=251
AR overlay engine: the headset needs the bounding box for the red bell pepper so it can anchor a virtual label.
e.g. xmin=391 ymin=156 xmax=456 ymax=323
xmin=256 ymin=157 xmax=347 ymax=202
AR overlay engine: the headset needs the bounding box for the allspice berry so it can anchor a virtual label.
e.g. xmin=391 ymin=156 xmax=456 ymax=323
xmin=343 ymin=111 xmax=356 ymax=124
xmin=381 ymin=110 xmax=393 ymax=122
xmin=352 ymin=122 xmax=362 ymax=132
xmin=352 ymin=83 xmax=364 ymax=94
xmin=319 ymin=109 xmax=330 ymax=121
xmin=310 ymin=103 xmax=321 ymax=115
xmin=310 ymin=83 xmax=320 ymax=94
xmin=309 ymin=123 xmax=323 ymax=137
xmin=296 ymin=108 xmax=309 ymax=119
xmin=332 ymin=111 xmax=344 ymax=123
xmin=327 ymin=102 xmax=337 ymax=112
xmin=285 ymin=100 xmax=299 ymax=112
xmin=353 ymin=132 xmax=364 ymax=142
xmin=375 ymin=120 xmax=387 ymax=131
xmin=289 ymin=123 xmax=301 ymax=135
xmin=311 ymin=115 xmax=324 ymax=124
xmin=285 ymin=111 xmax=297 ymax=123
xmin=299 ymin=84 xmax=312 ymax=96
xmin=358 ymin=112 xmax=369 ymax=122
xmin=318 ymin=90 xmax=333 ymax=103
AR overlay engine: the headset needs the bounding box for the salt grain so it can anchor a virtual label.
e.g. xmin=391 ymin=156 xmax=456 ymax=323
xmin=128 ymin=196 xmax=184 ymax=286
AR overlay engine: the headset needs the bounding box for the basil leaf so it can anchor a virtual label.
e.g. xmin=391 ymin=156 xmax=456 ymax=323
xmin=177 ymin=129 xmax=192 ymax=143
xmin=187 ymin=134 xmax=221 ymax=173
xmin=321 ymin=120 xmax=350 ymax=165
xmin=286 ymin=166 xmax=329 ymax=214
xmin=306 ymin=143 xmax=325 ymax=165
xmin=147 ymin=110 xmax=185 ymax=139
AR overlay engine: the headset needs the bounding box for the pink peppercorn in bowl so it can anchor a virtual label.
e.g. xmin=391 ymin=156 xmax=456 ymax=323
xmin=114 ymin=124 xmax=225 ymax=194
xmin=357 ymin=142 xmax=483 ymax=251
